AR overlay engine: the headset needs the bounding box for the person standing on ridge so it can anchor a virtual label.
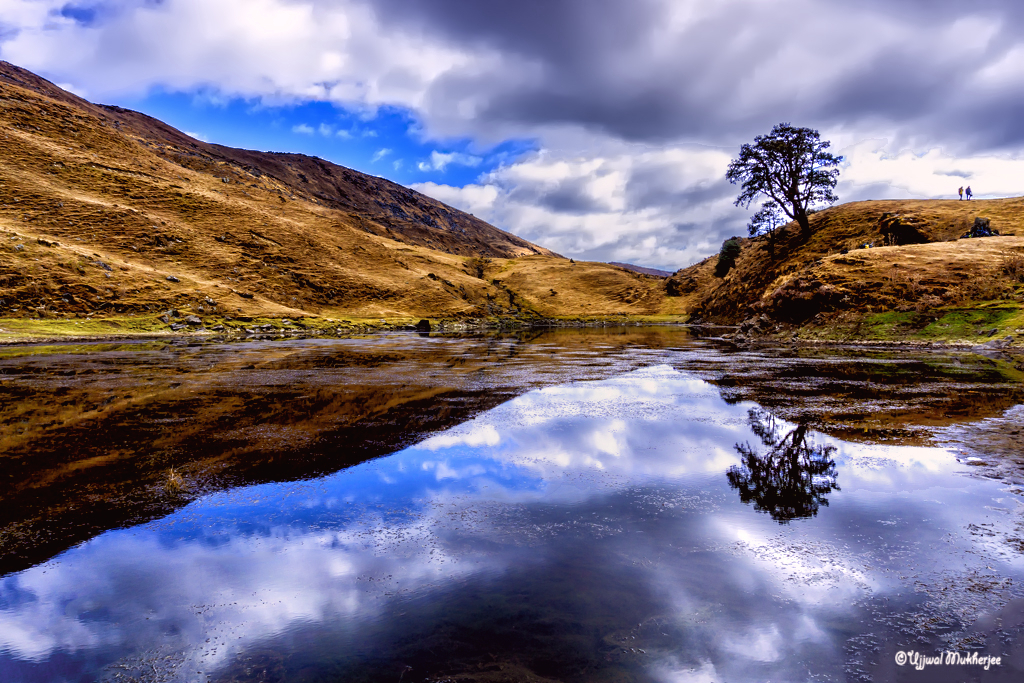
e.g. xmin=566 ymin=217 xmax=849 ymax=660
xmin=966 ymin=186 xmax=973 ymax=200
xmin=958 ymin=186 xmax=964 ymax=200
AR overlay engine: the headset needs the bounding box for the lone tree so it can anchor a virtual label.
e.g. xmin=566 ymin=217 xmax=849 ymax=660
xmin=747 ymin=201 xmax=784 ymax=259
xmin=726 ymin=123 xmax=843 ymax=238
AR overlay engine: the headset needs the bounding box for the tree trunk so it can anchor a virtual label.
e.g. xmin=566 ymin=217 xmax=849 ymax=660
xmin=795 ymin=211 xmax=811 ymax=238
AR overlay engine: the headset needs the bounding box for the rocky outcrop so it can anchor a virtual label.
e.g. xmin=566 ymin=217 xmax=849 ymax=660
xmin=877 ymin=213 xmax=930 ymax=246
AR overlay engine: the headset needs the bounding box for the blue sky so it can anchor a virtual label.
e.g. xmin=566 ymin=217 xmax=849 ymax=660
xmin=115 ymin=91 xmax=537 ymax=188
xmin=4 ymin=0 xmax=1024 ymax=269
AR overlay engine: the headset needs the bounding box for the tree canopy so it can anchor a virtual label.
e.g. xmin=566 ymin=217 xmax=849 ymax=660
xmin=726 ymin=123 xmax=843 ymax=238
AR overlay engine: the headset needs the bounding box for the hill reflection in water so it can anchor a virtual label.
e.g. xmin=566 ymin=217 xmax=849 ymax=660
xmin=2 ymin=358 xmax=1023 ymax=683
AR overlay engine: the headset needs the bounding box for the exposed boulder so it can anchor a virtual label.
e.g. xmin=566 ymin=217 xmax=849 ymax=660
xmin=739 ymin=314 xmax=775 ymax=335
xmin=665 ymin=275 xmax=699 ymax=296
xmin=961 ymin=217 xmax=998 ymax=239
xmin=766 ymin=278 xmax=842 ymax=323
xmin=877 ymin=213 xmax=930 ymax=246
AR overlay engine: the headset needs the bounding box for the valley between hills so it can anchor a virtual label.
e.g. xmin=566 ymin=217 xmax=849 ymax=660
xmin=2 ymin=60 xmax=1024 ymax=349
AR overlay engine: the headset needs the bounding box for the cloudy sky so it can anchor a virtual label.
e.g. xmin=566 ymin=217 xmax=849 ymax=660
xmin=2 ymin=0 xmax=1024 ymax=269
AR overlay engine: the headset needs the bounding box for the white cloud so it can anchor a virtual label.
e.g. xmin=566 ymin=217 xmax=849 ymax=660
xmin=416 ymin=150 xmax=483 ymax=172
xmin=291 ymin=123 xmax=315 ymax=134
xmin=371 ymin=147 xmax=391 ymax=162
xmin=414 ymin=142 xmax=747 ymax=270
xmin=318 ymin=122 xmax=334 ymax=136
xmin=835 ymin=140 xmax=1024 ymax=201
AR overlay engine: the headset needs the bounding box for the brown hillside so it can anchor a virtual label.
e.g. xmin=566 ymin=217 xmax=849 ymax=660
xmin=669 ymin=198 xmax=1024 ymax=332
xmin=0 ymin=61 xmax=673 ymax=329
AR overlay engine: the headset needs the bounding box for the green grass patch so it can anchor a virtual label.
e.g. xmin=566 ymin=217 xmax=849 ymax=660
xmin=917 ymin=306 xmax=1022 ymax=340
xmin=804 ymin=302 xmax=1024 ymax=343
xmin=0 ymin=315 xmax=170 ymax=341
xmin=856 ymin=311 xmax=922 ymax=340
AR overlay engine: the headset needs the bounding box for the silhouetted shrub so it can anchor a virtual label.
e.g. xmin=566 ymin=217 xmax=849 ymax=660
xmin=714 ymin=238 xmax=741 ymax=278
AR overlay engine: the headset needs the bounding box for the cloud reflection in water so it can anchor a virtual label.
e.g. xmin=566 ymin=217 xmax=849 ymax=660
xmin=0 ymin=366 xmax=1017 ymax=683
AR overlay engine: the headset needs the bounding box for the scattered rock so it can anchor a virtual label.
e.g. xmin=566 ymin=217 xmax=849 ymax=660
xmin=962 ymin=217 xmax=997 ymax=239
xmin=159 ymin=314 xmax=170 ymax=324
xmin=204 ymin=297 xmax=215 ymax=306
xmin=36 ymin=238 xmax=58 ymax=247
xmin=14 ymin=244 xmax=24 ymax=252
xmin=184 ymin=315 xmax=202 ymax=326
xmin=975 ymin=335 xmax=1014 ymax=352
xmin=416 ymin=319 xmax=431 ymax=332
xmin=166 ymin=275 xmax=180 ymax=283
xmin=169 ymin=322 xmax=186 ymax=331
xmin=739 ymin=314 xmax=775 ymax=335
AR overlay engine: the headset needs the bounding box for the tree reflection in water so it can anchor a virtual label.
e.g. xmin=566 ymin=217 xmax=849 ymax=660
xmin=727 ymin=407 xmax=840 ymax=523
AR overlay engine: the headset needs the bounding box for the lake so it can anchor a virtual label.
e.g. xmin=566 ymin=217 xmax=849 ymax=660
xmin=2 ymin=328 xmax=1023 ymax=682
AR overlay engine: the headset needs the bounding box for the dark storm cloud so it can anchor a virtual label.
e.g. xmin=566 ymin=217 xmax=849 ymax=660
xmin=625 ymin=167 xmax=735 ymax=214
xmin=366 ymin=0 xmax=1024 ymax=151
xmin=528 ymin=177 xmax=611 ymax=214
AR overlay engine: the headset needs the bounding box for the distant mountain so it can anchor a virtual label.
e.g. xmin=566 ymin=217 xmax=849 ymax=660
xmin=608 ymin=262 xmax=672 ymax=278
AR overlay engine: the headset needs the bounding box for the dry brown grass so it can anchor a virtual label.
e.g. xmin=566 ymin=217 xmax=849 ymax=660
xmin=165 ymin=467 xmax=186 ymax=493
xmin=669 ymin=197 xmax=1024 ymax=323
xmin=1002 ymin=249 xmax=1024 ymax=282
xmin=1 ymin=61 xmax=671 ymax=326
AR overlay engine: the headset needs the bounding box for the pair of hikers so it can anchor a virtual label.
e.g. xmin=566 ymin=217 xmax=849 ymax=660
xmin=958 ymin=186 xmax=973 ymax=200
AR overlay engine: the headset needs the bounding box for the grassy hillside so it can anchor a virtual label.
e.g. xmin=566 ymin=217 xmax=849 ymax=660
xmin=0 ymin=61 xmax=675 ymax=341
xmin=667 ymin=198 xmax=1024 ymax=345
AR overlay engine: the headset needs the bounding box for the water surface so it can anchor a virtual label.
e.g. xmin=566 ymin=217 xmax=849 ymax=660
xmin=2 ymin=330 xmax=1023 ymax=682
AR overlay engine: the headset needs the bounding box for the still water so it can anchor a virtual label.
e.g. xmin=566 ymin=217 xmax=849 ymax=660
xmin=2 ymin=329 xmax=1023 ymax=682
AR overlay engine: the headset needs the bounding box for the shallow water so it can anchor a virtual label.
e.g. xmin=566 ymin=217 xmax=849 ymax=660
xmin=2 ymin=330 xmax=1024 ymax=682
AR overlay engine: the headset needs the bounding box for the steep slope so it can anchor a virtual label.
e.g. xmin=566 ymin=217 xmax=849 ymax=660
xmin=0 ymin=61 xmax=674 ymax=333
xmin=667 ymin=198 xmax=1024 ymax=343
